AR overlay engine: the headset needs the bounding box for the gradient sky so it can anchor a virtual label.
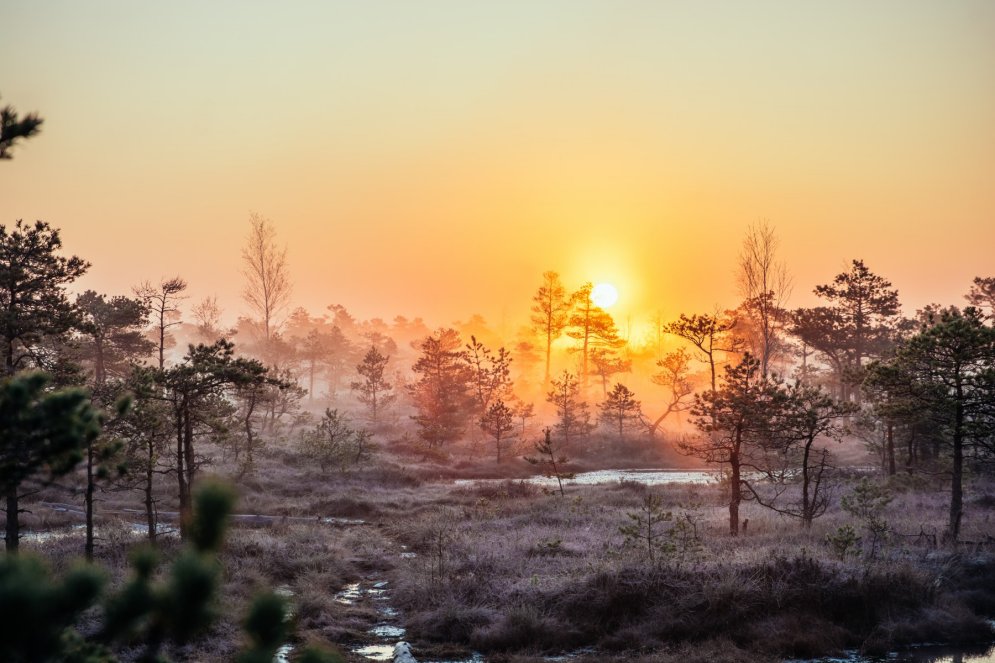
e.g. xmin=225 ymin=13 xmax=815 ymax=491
xmin=2 ymin=1 xmax=993 ymax=339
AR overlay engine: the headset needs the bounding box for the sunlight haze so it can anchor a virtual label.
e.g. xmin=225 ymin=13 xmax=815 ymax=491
xmin=2 ymin=1 xmax=993 ymax=331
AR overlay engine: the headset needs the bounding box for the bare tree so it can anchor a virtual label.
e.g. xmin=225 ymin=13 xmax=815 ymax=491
xmin=134 ymin=277 xmax=187 ymax=369
xmin=738 ymin=220 xmax=792 ymax=377
xmin=242 ymin=212 xmax=292 ymax=341
xmin=191 ymin=295 xmax=224 ymax=342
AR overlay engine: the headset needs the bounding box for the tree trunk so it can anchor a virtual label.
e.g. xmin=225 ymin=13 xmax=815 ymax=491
xmin=181 ymin=403 xmax=196 ymax=538
xmin=544 ymin=329 xmax=552 ymax=388
xmin=176 ymin=403 xmax=189 ymax=539
xmin=158 ymin=314 xmax=166 ymax=370
xmin=308 ymin=361 xmax=314 ymax=402
xmin=243 ymin=391 xmax=257 ymax=474
xmin=85 ymin=440 xmax=95 ymax=561
xmin=4 ymin=341 xmax=17 ymax=551
xmin=145 ymin=441 xmax=157 ymax=542
xmin=886 ymin=421 xmax=896 ymax=476
xmin=729 ymin=450 xmax=741 ymax=536
xmin=801 ymin=438 xmax=812 ymax=528
xmin=5 ymin=489 xmax=18 ymax=552
xmin=948 ymin=390 xmax=964 ymax=542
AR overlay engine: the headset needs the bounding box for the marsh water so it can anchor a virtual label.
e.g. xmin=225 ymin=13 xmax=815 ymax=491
xmin=454 ymin=467 xmax=719 ymax=488
xmin=792 ymin=643 xmax=995 ymax=662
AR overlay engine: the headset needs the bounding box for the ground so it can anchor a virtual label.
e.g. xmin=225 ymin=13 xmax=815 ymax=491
xmin=15 ymin=433 xmax=995 ymax=662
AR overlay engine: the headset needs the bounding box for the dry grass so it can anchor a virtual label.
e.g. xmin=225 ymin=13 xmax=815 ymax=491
xmin=12 ymin=429 xmax=995 ymax=661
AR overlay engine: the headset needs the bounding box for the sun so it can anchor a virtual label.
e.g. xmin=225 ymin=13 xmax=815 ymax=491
xmin=591 ymin=282 xmax=619 ymax=308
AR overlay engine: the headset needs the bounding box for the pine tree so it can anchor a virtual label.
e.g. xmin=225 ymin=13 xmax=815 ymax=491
xmin=565 ymin=283 xmax=624 ymax=387
xmin=599 ymin=383 xmax=643 ymax=440
xmin=0 ymin=372 xmax=101 ymax=551
xmin=546 ymin=370 xmax=592 ymax=446
xmin=0 ymin=220 xmax=90 ymax=551
xmin=351 ymin=345 xmax=395 ymax=424
xmin=0 ymin=96 xmax=43 ymax=159
xmin=530 ymin=271 xmax=569 ymax=387
xmin=480 ymin=398 xmax=516 ymax=463
xmin=409 ymin=329 xmax=473 ymax=449
xmin=682 ymin=354 xmax=792 ymax=535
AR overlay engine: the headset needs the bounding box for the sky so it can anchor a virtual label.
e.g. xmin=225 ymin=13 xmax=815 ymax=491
xmin=2 ymin=1 xmax=993 ymax=341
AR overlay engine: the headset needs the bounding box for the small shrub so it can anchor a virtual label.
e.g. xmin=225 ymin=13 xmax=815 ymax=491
xmin=826 ymin=525 xmax=861 ymax=561
xmin=841 ymin=478 xmax=892 ymax=559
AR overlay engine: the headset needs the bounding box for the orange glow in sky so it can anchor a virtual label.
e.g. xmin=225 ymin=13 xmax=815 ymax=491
xmin=1 ymin=2 xmax=993 ymax=335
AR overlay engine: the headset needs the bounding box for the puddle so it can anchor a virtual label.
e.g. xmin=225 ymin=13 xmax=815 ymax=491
xmin=369 ymin=625 xmax=406 ymax=638
xmin=353 ymin=644 xmax=395 ymax=661
xmin=273 ymin=644 xmax=293 ymax=663
xmin=320 ymin=516 xmax=366 ymax=525
xmin=343 ymin=579 xmax=412 ymax=661
xmin=271 ymin=585 xmax=296 ymax=663
xmin=334 ymin=582 xmax=362 ymax=605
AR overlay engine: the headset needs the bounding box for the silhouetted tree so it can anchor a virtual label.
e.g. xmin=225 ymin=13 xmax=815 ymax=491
xmin=351 ymin=345 xmax=395 ymax=425
xmin=480 ymin=398 xmax=516 ymax=463
xmin=524 ymin=428 xmax=574 ymax=496
xmin=648 ymin=348 xmax=695 ymax=435
xmin=511 ymin=398 xmax=535 ymax=436
xmin=0 ymin=220 xmax=89 ymax=551
xmin=737 ymin=220 xmax=791 ymax=376
xmin=599 ymin=383 xmax=643 ymax=440
xmin=409 ymin=328 xmax=473 ymax=448
xmin=966 ymin=276 xmax=995 ymax=318
xmin=530 ymin=271 xmax=569 ymax=387
xmin=664 ymin=312 xmax=739 ymax=395
xmin=590 ymin=347 xmax=630 ymax=397
xmin=191 ymin=295 xmax=225 ymax=343
xmin=231 ymin=368 xmax=288 ymax=476
xmin=242 ymin=213 xmax=292 ymax=343
xmin=160 ymin=340 xmax=269 ymax=538
xmin=743 ymin=383 xmax=855 ymax=528
xmin=134 ymin=276 xmax=187 ymax=370
xmin=0 ymin=96 xmax=43 ymax=159
xmin=0 ymin=220 xmax=89 ymax=376
xmin=115 ymin=366 xmax=173 ymax=541
xmin=566 ymin=282 xmax=624 ymax=387
xmin=795 ymin=259 xmax=901 ymax=402
xmin=682 ymin=354 xmax=790 ymax=535
xmin=880 ymin=308 xmax=995 ymax=541
xmin=75 ymin=291 xmax=153 ymax=386
xmin=546 ymin=370 xmax=592 ymax=446
xmin=464 ymin=335 xmax=512 ymax=417
xmin=1 ymin=372 xmax=101 ymax=551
